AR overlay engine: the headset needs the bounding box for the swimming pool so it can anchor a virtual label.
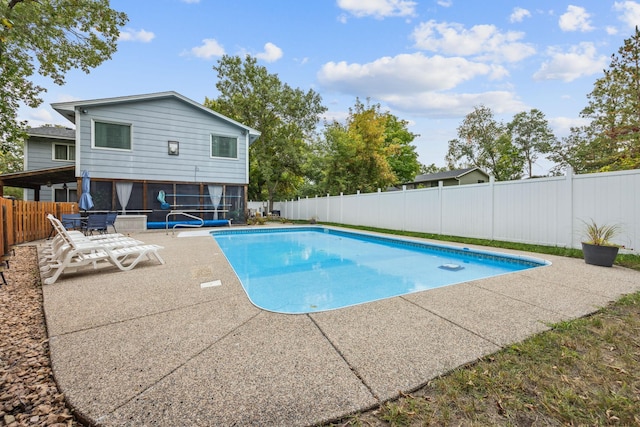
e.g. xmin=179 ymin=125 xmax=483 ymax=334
xmin=211 ymin=227 xmax=550 ymax=314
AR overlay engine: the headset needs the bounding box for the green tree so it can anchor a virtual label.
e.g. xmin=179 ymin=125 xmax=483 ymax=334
xmin=0 ymin=131 xmax=23 ymax=198
xmin=507 ymin=109 xmax=556 ymax=178
xmin=0 ymin=131 xmax=22 ymax=173
xmin=446 ymin=105 xmax=524 ymax=181
xmin=382 ymin=113 xmax=421 ymax=184
xmin=585 ymin=27 xmax=640 ymax=171
xmin=0 ymin=0 xmax=128 ymax=153
xmin=319 ymin=99 xmax=419 ymax=195
xmin=419 ymin=163 xmax=447 ymax=174
xmin=548 ymin=124 xmax=600 ymax=174
xmin=205 ymin=55 xmax=326 ymax=209
xmin=551 ymin=27 xmax=640 ymax=172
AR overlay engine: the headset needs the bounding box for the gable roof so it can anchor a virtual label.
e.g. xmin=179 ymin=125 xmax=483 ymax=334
xmin=411 ymin=167 xmax=489 ymax=184
xmin=27 ymin=126 xmax=75 ymax=140
xmin=51 ymin=91 xmax=261 ymax=144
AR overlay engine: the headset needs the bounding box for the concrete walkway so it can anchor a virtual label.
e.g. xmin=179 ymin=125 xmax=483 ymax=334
xmin=41 ymin=228 xmax=640 ymax=426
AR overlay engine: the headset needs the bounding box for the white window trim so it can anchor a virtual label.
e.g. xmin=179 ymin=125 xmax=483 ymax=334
xmin=91 ymin=119 xmax=133 ymax=151
xmin=210 ymin=133 xmax=239 ymax=160
xmin=51 ymin=142 xmax=75 ymax=161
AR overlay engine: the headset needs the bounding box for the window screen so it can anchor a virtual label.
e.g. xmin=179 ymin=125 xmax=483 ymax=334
xmin=211 ymin=135 xmax=237 ymax=159
xmin=94 ymin=122 xmax=131 ymax=150
xmin=53 ymin=144 xmax=75 ymax=160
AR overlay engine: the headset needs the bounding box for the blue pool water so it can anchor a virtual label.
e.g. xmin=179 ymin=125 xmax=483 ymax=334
xmin=211 ymin=227 xmax=549 ymax=314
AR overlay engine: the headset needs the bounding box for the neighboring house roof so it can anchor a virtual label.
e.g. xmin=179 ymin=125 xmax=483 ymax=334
xmin=51 ymin=91 xmax=261 ymax=144
xmin=410 ymin=167 xmax=489 ymax=184
xmin=27 ymin=126 xmax=75 ymax=140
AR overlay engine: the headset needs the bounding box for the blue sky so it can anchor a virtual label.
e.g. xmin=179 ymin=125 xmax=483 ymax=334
xmin=21 ymin=0 xmax=640 ymax=175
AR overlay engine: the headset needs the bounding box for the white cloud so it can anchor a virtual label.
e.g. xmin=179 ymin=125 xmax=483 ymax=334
xmin=412 ymin=20 xmax=535 ymax=63
xmin=510 ymin=7 xmax=531 ymax=23
xmin=533 ymin=42 xmax=607 ymax=82
xmin=30 ymin=108 xmax=54 ymax=124
xmin=337 ymin=0 xmax=417 ymax=19
xmin=613 ymin=1 xmax=640 ymax=28
xmin=119 ymin=28 xmax=155 ymax=43
xmin=559 ymin=5 xmax=594 ymax=32
xmin=322 ymin=109 xmax=350 ymax=124
xmin=548 ymin=116 xmax=591 ymax=138
xmin=606 ymin=26 xmax=619 ymax=35
xmin=183 ymin=38 xmax=225 ymax=60
xmin=437 ymin=0 xmax=452 ymax=7
xmin=318 ymin=53 xmax=505 ymax=94
xmin=255 ymin=42 xmax=283 ymax=63
xmin=385 ymin=91 xmax=527 ymax=117
xmin=317 ymin=52 xmax=521 ymax=117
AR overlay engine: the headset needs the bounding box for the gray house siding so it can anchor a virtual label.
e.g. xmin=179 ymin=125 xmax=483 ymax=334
xmin=11 ymin=92 xmax=259 ymax=222
xmin=24 ymin=135 xmax=76 ymax=201
xmin=457 ymin=170 xmax=490 ymax=185
xmin=75 ymin=97 xmax=248 ymax=184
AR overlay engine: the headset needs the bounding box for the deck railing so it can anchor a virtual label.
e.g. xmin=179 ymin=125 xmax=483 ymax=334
xmin=0 ymin=198 xmax=77 ymax=256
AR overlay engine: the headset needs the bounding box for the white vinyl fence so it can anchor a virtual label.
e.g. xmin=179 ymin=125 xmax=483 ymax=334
xmin=274 ymin=168 xmax=640 ymax=251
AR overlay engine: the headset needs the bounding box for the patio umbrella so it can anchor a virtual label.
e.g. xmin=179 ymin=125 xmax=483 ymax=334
xmin=78 ymin=170 xmax=94 ymax=211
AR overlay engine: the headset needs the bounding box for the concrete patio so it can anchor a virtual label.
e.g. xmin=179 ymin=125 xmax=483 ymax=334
xmin=41 ymin=227 xmax=640 ymax=426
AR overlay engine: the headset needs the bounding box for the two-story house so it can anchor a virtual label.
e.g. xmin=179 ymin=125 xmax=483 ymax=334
xmin=0 ymin=91 xmax=260 ymax=224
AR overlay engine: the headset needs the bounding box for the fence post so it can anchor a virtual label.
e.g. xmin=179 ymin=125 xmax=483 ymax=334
xmin=489 ymin=176 xmax=495 ymax=241
xmin=356 ymin=190 xmax=360 ymax=225
xmin=339 ymin=192 xmax=343 ymax=224
xmin=1 ymin=204 xmax=7 ymax=257
xmin=438 ymin=181 xmax=443 ymax=235
xmin=402 ymin=185 xmax=407 ymax=231
xmin=326 ymin=193 xmax=330 ymax=223
xmin=377 ymin=188 xmax=382 ymax=228
xmin=565 ymin=166 xmax=574 ymax=248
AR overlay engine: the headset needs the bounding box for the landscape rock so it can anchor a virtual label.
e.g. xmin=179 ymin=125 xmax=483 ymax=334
xmin=0 ymin=246 xmax=82 ymax=426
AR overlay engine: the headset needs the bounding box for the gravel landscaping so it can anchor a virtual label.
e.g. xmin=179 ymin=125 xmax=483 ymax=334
xmin=0 ymin=245 xmax=82 ymax=427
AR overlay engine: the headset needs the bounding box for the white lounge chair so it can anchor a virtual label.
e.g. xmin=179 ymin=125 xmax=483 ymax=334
xmin=42 ymin=214 xmax=165 ymax=285
xmin=39 ymin=235 xmax=144 ymax=271
xmin=40 ymin=220 xmax=142 ymax=267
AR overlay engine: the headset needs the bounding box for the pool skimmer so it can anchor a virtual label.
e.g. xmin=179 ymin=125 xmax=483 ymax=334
xmin=438 ymin=263 xmax=464 ymax=271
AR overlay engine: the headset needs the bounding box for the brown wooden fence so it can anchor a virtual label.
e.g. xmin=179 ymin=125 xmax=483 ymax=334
xmin=0 ymin=197 xmax=77 ymax=257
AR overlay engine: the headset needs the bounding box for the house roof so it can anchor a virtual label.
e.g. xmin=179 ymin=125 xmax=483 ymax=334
xmin=27 ymin=126 xmax=75 ymax=140
xmin=411 ymin=167 xmax=488 ymax=184
xmin=51 ymin=91 xmax=261 ymax=144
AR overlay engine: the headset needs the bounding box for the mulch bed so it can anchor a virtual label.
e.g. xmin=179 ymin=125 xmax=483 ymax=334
xmin=0 ymin=245 xmax=82 ymax=427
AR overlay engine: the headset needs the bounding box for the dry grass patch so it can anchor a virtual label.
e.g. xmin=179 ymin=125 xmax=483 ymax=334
xmin=328 ymin=292 xmax=640 ymax=427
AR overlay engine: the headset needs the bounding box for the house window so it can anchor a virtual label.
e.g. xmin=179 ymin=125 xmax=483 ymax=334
xmin=211 ymin=135 xmax=237 ymax=159
xmin=55 ymin=188 xmax=77 ymax=203
xmin=93 ymin=121 xmax=131 ymax=150
xmin=53 ymin=143 xmax=75 ymax=161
